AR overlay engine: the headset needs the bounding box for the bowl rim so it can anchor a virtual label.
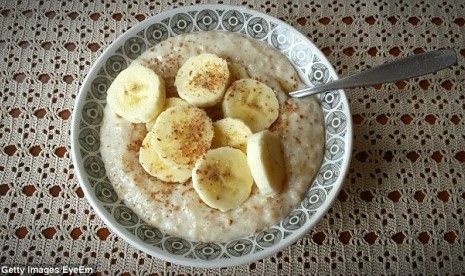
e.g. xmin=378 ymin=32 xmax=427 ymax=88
xmin=71 ymin=3 xmax=353 ymax=268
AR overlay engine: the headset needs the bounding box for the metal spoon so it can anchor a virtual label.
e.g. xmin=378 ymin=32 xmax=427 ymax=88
xmin=289 ymin=48 xmax=457 ymax=98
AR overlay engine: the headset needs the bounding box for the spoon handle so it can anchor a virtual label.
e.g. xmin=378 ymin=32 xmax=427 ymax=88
xmin=289 ymin=48 xmax=457 ymax=98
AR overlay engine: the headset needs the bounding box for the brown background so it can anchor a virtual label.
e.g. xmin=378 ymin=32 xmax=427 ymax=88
xmin=1 ymin=0 xmax=464 ymax=274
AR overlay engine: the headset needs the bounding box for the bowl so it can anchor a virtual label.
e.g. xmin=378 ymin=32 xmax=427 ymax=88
xmin=71 ymin=4 xmax=352 ymax=268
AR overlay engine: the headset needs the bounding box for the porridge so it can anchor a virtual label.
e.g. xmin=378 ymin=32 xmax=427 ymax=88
xmin=100 ymin=31 xmax=324 ymax=242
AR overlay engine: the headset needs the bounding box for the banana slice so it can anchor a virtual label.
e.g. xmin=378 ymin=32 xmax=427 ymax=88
xmin=247 ymin=130 xmax=286 ymax=197
xmin=228 ymin=61 xmax=250 ymax=83
xmin=146 ymin=97 xmax=189 ymax=131
xmin=192 ymin=147 xmax=254 ymax=212
xmin=151 ymin=105 xmax=213 ymax=169
xmin=222 ymin=79 xmax=279 ymax=132
xmin=107 ymin=64 xmax=166 ymax=123
xmin=175 ymin=53 xmax=230 ymax=108
xmin=139 ymin=132 xmax=191 ymax=183
xmin=212 ymin=118 xmax=252 ymax=153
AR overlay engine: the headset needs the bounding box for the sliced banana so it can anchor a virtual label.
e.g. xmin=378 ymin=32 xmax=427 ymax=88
xmin=192 ymin=147 xmax=254 ymax=212
xmin=222 ymin=79 xmax=279 ymax=132
xmin=212 ymin=118 xmax=252 ymax=153
xmin=247 ymin=130 xmax=286 ymax=197
xmin=175 ymin=53 xmax=230 ymax=108
xmin=151 ymin=105 xmax=213 ymax=169
xmin=164 ymin=96 xmax=189 ymax=108
xmin=139 ymin=132 xmax=191 ymax=183
xmin=107 ymin=64 xmax=166 ymax=123
xmin=146 ymin=97 xmax=189 ymax=131
xmin=228 ymin=61 xmax=250 ymax=83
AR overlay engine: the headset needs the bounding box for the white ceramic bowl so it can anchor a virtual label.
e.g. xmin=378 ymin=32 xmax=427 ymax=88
xmin=71 ymin=4 xmax=352 ymax=268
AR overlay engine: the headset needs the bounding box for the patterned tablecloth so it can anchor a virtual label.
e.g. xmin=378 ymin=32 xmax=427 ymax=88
xmin=1 ymin=0 xmax=464 ymax=274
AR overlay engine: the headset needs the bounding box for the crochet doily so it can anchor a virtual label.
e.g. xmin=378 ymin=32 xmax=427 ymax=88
xmin=1 ymin=0 xmax=464 ymax=274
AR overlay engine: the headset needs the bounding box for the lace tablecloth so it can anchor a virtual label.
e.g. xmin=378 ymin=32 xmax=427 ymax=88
xmin=1 ymin=0 xmax=464 ymax=274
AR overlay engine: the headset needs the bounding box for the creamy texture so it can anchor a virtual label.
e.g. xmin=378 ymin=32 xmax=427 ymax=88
xmin=101 ymin=31 xmax=325 ymax=242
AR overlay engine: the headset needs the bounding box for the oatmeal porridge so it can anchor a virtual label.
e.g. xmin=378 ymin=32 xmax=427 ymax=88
xmin=100 ymin=31 xmax=324 ymax=242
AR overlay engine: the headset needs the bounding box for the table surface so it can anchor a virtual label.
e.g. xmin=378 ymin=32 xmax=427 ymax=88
xmin=1 ymin=0 xmax=464 ymax=274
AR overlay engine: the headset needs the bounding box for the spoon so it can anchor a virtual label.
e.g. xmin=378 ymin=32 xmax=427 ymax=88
xmin=289 ymin=48 xmax=457 ymax=98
